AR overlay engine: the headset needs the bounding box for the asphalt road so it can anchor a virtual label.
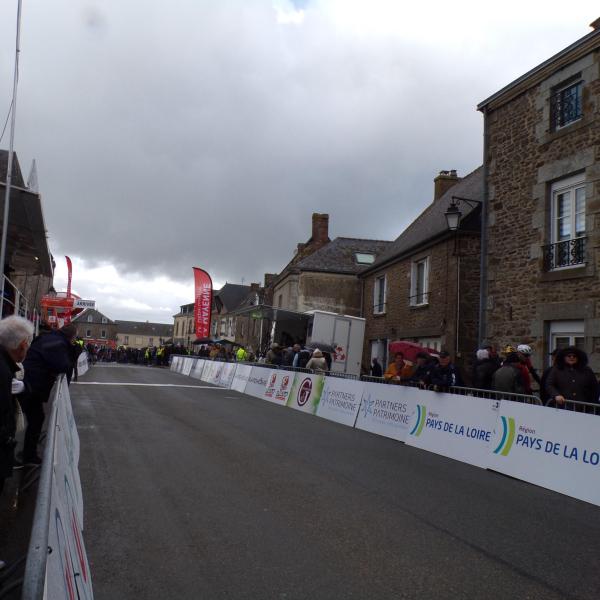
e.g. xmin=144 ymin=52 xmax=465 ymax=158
xmin=71 ymin=364 xmax=600 ymax=600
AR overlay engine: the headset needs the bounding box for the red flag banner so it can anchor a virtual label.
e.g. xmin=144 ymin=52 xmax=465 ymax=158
xmin=193 ymin=267 xmax=213 ymax=339
xmin=66 ymin=256 xmax=73 ymax=297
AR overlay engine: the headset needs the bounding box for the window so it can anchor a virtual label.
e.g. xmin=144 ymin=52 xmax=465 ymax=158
xmin=175 ymin=321 xmax=179 ymax=336
xmin=549 ymin=321 xmax=584 ymax=366
xmin=544 ymin=175 xmax=586 ymax=270
xmin=370 ymin=339 xmax=388 ymax=371
xmin=101 ymin=330 xmax=106 ymax=339
xmin=373 ymin=275 xmax=386 ymax=314
xmin=551 ymin=79 xmax=582 ymax=130
xmin=278 ymin=295 xmax=283 ymax=307
xmin=149 ymin=337 xmax=153 ymax=346
xmin=87 ymin=315 xmax=93 ymax=323
xmin=410 ymin=257 xmax=429 ymax=306
xmin=101 ymin=317 xmax=107 ymax=324
xmin=416 ymin=337 xmax=441 ymax=351
xmin=228 ymin=318 xmax=234 ymax=337
xmin=355 ymin=253 xmax=375 ymax=265
xmin=124 ymin=335 xmax=129 ymax=344
xmin=188 ymin=320 xmax=193 ymax=334
xmin=85 ymin=329 xmax=91 ymax=338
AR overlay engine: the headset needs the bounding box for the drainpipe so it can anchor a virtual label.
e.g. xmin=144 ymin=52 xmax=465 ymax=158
xmin=478 ymin=107 xmax=490 ymax=347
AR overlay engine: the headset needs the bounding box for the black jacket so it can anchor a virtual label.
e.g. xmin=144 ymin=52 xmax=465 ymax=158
xmin=0 ymin=346 xmax=19 ymax=478
xmin=425 ymin=363 xmax=463 ymax=389
xmin=23 ymin=331 xmax=73 ymax=399
xmin=474 ymin=358 xmax=500 ymax=390
xmin=545 ymin=347 xmax=599 ymax=404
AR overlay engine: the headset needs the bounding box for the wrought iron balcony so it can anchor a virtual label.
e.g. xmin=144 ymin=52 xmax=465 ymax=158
xmin=543 ymin=237 xmax=586 ymax=271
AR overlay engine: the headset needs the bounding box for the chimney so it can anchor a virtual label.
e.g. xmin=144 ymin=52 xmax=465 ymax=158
xmin=311 ymin=213 xmax=330 ymax=244
xmin=250 ymin=282 xmax=260 ymax=291
xmin=591 ymin=17 xmax=600 ymax=30
xmin=433 ymin=170 xmax=459 ymax=201
xmin=264 ymin=273 xmax=277 ymax=288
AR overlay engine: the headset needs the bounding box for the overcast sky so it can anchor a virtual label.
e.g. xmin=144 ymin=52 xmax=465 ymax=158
xmin=1 ymin=1 xmax=598 ymax=322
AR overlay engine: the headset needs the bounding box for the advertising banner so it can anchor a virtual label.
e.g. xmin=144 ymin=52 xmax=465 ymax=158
xmin=193 ymin=267 xmax=213 ymax=339
xmin=354 ymin=382 xmax=417 ymax=442
xmin=244 ymin=367 xmax=270 ymax=398
xmin=405 ymin=391 xmax=499 ymax=468
xmin=170 ymin=356 xmax=179 ymax=372
xmin=218 ymin=362 xmax=237 ymax=387
xmin=200 ymin=360 xmax=217 ymax=382
xmin=286 ymin=373 xmax=325 ymax=414
xmin=77 ymin=352 xmax=89 ymax=377
xmin=316 ymin=377 xmax=365 ymax=427
xmin=487 ymin=401 xmax=600 ymax=506
xmin=190 ymin=359 xmax=206 ymax=380
xmin=208 ymin=362 xmax=225 ymax=386
xmin=182 ymin=357 xmax=194 ymax=376
xmin=263 ymin=370 xmax=296 ymax=405
xmin=230 ymin=364 xmax=253 ymax=393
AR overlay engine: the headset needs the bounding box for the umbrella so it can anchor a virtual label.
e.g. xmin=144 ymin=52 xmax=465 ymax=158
xmin=388 ymin=340 xmax=438 ymax=363
xmin=305 ymin=341 xmax=336 ymax=354
xmin=212 ymin=338 xmax=242 ymax=347
xmin=192 ymin=337 xmax=214 ymax=345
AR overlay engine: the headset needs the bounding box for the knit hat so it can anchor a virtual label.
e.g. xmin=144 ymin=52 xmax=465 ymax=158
xmin=312 ymin=349 xmax=323 ymax=358
xmin=476 ymin=349 xmax=489 ymax=361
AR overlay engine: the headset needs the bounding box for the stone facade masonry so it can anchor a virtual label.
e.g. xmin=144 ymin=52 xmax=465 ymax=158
xmin=484 ymin=44 xmax=600 ymax=372
xmin=361 ymin=233 xmax=480 ymax=374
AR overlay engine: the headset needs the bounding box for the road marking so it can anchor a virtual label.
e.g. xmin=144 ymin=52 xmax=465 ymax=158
xmin=73 ymin=382 xmax=223 ymax=388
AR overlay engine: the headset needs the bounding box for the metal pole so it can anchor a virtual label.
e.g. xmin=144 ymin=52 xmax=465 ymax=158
xmin=0 ymin=0 xmax=23 ymax=316
xmin=478 ymin=107 xmax=490 ymax=346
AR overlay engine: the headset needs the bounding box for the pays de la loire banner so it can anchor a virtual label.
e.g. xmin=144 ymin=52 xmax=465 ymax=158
xmin=263 ymin=370 xmax=296 ymax=404
xmin=354 ymin=382 xmax=417 ymax=442
xmin=405 ymin=391 xmax=499 ymax=468
xmin=193 ymin=267 xmax=213 ymax=339
xmin=286 ymin=373 xmax=325 ymax=414
xmin=317 ymin=377 xmax=365 ymax=427
xmin=488 ymin=400 xmax=600 ymax=506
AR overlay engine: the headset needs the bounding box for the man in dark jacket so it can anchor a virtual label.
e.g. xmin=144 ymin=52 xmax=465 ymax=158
xmin=0 ymin=316 xmax=34 ymax=494
xmin=545 ymin=346 xmax=599 ymax=406
xmin=473 ymin=349 xmax=500 ymax=390
xmin=424 ymin=351 xmax=463 ymax=391
xmin=492 ymin=353 xmax=526 ymax=394
xmin=21 ymin=324 xmax=75 ymax=465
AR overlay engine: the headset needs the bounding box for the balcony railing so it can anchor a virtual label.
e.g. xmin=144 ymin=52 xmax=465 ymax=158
xmin=543 ymin=237 xmax=586 ymax=271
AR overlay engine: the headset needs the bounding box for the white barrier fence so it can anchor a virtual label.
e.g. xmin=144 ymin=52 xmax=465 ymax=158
xmin=22 ymin=375 xmax=94 ymax=600
xmin=170 ymin=357 xmax=600 ymax=507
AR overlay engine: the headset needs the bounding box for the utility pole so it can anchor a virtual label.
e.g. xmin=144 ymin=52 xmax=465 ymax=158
xmin=0 ymin=0 xmax=23 ymax=316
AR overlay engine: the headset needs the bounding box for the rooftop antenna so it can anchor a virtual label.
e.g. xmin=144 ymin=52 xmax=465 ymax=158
xmin=0 ymin=0 xmax=23 ymax=315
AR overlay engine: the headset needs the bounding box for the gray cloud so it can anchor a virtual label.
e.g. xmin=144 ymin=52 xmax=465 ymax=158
xmin=2 ymin=1 xmax=598 ymax=294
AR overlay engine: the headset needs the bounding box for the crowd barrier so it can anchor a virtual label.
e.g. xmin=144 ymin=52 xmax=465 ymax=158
xmin=22 ymin=374 xmax=94 ymax=600
xmin=170 ymin=356 xmax=600 ymax=507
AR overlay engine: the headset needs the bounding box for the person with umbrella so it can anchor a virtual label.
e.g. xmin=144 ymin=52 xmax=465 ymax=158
xmin=384 ymin=352 xmax=413 ymax=383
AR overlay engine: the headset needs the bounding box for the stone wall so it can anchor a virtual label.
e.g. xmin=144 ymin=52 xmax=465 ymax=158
xmin=484 ymin=48 xmax=600 ymax=371
xmin=298 ymin=272 xmax=362 ymax=316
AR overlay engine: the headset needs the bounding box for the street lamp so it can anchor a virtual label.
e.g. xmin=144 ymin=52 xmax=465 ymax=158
xmin=444 ymin=194 xmax=486 ymax=348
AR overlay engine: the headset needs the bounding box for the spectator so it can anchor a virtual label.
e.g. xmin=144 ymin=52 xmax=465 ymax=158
xmin=492 ymin=352 xmax=525 ymax=394
xmin=540 ymin=349 xmax=558 ymax=405
xmin=545 ymin=346 xmax=599 ymax=406
xmin=266 ymin=343 xmax=284 ymax=366
xmin=21 ymin=324 xmax=75 ymax=465
xmin=424 ymin=351 xmax=463 ymax=391
xmin=370 ymin=357 xmax=383 ymax=377
xmin=293 ymin=347 xmax=311 ymax=369
xmin=306 ymin=349 xmax=328 ymax=373
xmin=409 ymin=352 xmax=433 ymax=385
xmin=516 ymin=344 xmax=542 ymax=394
xmin=384 ymin=352 xmax=413 ymax=382
xmin=0 ymin=316 xmax=33 ymax=494
xmin=473 ymin=349 xmax=500 ymax=390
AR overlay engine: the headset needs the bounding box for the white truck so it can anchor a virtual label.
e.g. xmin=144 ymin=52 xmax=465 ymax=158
xmin=304 ymin=310 xmax=365 ymax=377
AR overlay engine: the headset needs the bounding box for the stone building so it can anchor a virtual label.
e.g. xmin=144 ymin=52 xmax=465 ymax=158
xmin=359 ymin=168 xmax=483 ymax=372
xmin=272 ymin=213 xmax=390 ymax=316
xmin=173 ymin=302 xmax=194 ymax=347
xmin=72 ymin=308 xmax=118 ymax=347
xmin=115 ymin=321 xmax=173 ymax=348
xmin=477 ymin=17 xmax=600 ymax=371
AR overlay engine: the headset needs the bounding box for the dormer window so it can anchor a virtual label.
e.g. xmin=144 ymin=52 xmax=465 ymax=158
xmin=87 ymin=315 xmax=93 ymax=323
xmin=355 ymin=253 xmax=375 ymax=265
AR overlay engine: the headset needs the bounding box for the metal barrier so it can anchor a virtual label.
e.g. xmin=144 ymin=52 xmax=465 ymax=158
xmin=20 ymin=378 xmax=62 ymax=600
xmin=545 ymin=398 xmax=600 ymax=414
xmin=449 ymin=386 xmax=542 ymax=406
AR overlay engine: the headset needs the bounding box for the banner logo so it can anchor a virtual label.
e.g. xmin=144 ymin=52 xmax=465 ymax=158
xmin=494 ymin=416 xmax=516 ymax=456
xmin=269 ymin=373 xmax=277 ymax=386
xmin=297 ymin=378 xmax=313 ymax=406
xmin=282 ymin=376 xmax=289 ymax=388
xmin=409 ymin=404 xmax=427 ymax=437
